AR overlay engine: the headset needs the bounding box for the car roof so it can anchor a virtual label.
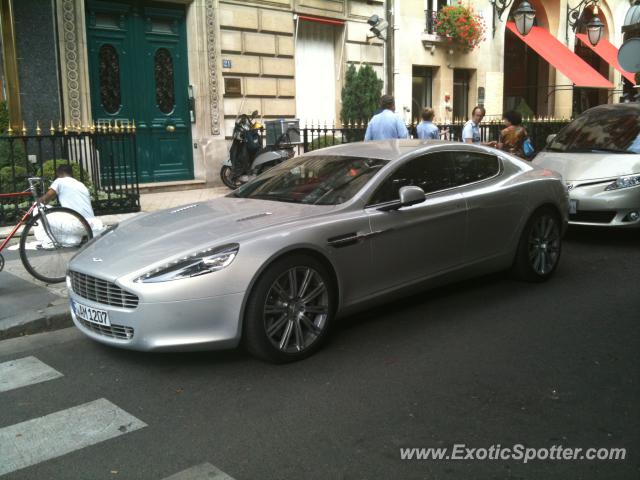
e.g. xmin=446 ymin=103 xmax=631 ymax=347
xmin=581 ymin=102 xmax=640 ymax=116
xmin=303 ymin=139 xmax=476 ymax=161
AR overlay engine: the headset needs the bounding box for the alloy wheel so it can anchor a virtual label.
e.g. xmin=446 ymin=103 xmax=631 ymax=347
xmin=263 ymin=266 xmax=329 ymax=354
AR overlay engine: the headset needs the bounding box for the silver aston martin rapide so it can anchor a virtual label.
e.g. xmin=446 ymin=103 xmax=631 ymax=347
xmin=67 ymin=140 xmax=568 ymax=362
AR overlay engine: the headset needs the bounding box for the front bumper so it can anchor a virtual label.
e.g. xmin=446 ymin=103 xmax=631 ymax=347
xmin=69 ymin=289 xmax=246 ymax=352
xmin=568 ymin=181 xmax=640 ymax=228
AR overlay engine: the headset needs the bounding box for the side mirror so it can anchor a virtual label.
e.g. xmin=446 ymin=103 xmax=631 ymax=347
xmin=546 ymin=134 xmax=556 ymax=146
xmin=399 ymin=186 xmax=425 ymax=207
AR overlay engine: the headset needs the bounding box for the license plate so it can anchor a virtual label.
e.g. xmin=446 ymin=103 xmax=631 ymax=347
xmin=72 ymin=300 xmax=111 ymax=327
xmin=569 ymin=200 xmax=578 ymax=214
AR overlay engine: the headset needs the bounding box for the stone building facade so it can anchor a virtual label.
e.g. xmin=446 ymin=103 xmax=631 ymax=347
xmin=0 ymin=0 xmax=635 ymax=188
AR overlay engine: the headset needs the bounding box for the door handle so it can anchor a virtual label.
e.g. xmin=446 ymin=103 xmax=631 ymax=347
xmin=166 ymin=125 xmax=176 ymax=133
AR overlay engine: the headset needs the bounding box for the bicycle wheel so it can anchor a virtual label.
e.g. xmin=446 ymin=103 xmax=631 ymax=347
xmin=20 ymin=207 xmax=93 ymax=283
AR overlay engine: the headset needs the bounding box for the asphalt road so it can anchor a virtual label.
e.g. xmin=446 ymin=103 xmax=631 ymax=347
xmin=1 ymin=227 xmax=638 ymax=480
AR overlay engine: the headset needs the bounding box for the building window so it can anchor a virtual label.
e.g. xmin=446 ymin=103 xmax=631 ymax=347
xmin=98 ymin=44 xmax=121 ymax=114
xmin=412 ymin=66 xmax=433 ymax=123
xmin=224 ymin=77 xmax=242 ymax=96
xmin=426 ymin=0 xmax=449 ymax=33
xmin=154 ymin=48 xmax=175 ymax=114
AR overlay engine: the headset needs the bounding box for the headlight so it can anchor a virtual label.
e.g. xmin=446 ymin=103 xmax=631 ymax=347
xmin=134 ymin=243 xmax=239 ymax=283
xmin=605 ymin=174 xmax=640 ymax=191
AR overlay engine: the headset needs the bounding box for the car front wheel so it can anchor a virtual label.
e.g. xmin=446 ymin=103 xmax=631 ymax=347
xmin=243 ymin=254 xmax=335 ymax=363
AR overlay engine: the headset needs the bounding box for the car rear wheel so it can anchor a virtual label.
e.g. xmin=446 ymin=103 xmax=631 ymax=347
xmin=243 ymin=254 xmax=335 ymax=363
xmin=512 ymin=207 xmax=562 ymax=282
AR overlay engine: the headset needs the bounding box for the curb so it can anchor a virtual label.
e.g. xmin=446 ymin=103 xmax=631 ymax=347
xmin=0 ymin=308 xmax=73 ymax=341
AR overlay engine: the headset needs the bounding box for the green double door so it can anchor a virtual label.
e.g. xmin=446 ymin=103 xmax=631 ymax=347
xmin=86 ymin=0 xmax=193 ymax=182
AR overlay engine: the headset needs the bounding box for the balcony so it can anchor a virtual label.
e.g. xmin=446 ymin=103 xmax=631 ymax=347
xmin=421 ymin=8 xmax=452 ymax=51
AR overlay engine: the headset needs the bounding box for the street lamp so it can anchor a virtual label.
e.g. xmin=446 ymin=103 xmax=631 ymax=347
xmin=491 ymin=0 xmax=536 ymax=37
xmin=513 ymin=0 xmax=537 ymax=36
xmin=566 ymin=0 xmax=604 ymax=45
xmin=586 ymin=15 xmax=605 ymax=46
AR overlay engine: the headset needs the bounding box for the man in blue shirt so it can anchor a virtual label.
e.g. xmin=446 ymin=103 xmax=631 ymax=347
xmin=416 ymin=107 xmax=440 ymax=139
xmin=364 ymin=95 xmax=409 ymax=141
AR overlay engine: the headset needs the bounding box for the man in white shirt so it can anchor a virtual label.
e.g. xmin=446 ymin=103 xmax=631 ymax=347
xmin=461 ymin=105 xmax=496 ymax=147
xmin=36 ymin=164 xmax=103 ymax=247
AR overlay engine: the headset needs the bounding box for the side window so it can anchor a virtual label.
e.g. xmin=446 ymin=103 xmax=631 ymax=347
xmin=369 ymin=153 xmax=456 ymax=205
xmin=451 ymin=152 xmax=500 ymax=186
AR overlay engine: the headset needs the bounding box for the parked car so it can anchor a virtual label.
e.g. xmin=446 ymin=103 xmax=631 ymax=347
xmin=534 ymin=103 xmax=640 ymax=228
xmin=67 ymin=140 xmax=568 ymax=363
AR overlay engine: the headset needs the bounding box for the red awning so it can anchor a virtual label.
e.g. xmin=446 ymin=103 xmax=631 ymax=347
xmin=298 ymin=15 xmax=345 ymax=26
xmin=575 ymin=33 xmax=637 ymax=85
xmin=506 ymin=22 xmax=613 ymax=89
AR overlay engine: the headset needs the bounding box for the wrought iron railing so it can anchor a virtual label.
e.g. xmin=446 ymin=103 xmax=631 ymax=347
xmin=425 ymin=9 xmax=438 ymax=34
xmin=0 ymin=124 xmax=140 ymax=226
xmin=297 ymin=119 xmax=571 ymax=154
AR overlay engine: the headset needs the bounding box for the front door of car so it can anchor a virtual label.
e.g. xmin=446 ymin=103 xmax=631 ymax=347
xmin=364 ymin=152 xmax=467 ymax=294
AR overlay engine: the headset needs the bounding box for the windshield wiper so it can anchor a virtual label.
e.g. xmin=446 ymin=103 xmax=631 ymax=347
xmin=247 ymin=194 xmax=301 ymax=203
xmin=563 ymin=147 xmax=628 ymax=154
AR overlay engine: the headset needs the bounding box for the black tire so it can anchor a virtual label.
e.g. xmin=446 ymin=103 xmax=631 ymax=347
xmin=243 ymin=254 xmax=336 ymax=363
xmin=20 ymin=207 xmax=93 ymax=283
xmin=512 ymin=207 xmax=562 ymax=282
xmin=220 ymin=165 xmax=244 ymax=190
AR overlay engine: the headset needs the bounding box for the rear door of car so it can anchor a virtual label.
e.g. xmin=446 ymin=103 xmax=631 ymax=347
xmin=363 ymin=151 xmax=468 ymax=294
xmin=451 ymin=151 xmax=526 ymax=263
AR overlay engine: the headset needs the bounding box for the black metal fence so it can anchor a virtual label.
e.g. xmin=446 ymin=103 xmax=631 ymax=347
xmin=0 ymin=127 xmax=140 ymax=226
xmin=299 ymin=119 xmax=571 ymax=154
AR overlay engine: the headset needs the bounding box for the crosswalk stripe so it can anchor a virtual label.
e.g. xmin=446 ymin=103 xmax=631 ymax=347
xmin=163 ymin=463 xmax=236 ymax=480
xmin=0 ymin=356 xmax=63 ymax=393
xmin=0 ymin=398 xmax=147 ymax=476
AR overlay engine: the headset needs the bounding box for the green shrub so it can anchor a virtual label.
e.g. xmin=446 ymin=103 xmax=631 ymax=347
xmin=340 ymin=63 xmax=383 ymax=127
xmin=309 ymin=135 xmax=343 ymax=151
xmin=0 ymin=165 xmax=28 ymax=193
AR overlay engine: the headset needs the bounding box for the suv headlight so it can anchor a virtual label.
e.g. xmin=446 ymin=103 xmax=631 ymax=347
xmin=134 ymin=243 xmax=239 ymax=283
xmin=605 ymin=174 xmax=640 ymax=191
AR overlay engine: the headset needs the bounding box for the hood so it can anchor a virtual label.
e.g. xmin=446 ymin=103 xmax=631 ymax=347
xmin=71 ymin=197 xmax=335 ymax=280
xmin=533 ymin=152 xmax=640 ymax=182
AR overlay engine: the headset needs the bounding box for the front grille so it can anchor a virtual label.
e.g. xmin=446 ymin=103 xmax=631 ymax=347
xmin=77 ymin=318 xmax=134 ymax=340
xmin=569 ymin=211 xmax=616 ymax=224
xmin=69 ymin=270 xmax=139 ymax=308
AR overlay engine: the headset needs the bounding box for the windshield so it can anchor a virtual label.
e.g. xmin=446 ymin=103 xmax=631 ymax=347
xmin=230 ymin=155 xmax=388 ymax=205
xmin=547 ymin=107 xmax=640 ymax=154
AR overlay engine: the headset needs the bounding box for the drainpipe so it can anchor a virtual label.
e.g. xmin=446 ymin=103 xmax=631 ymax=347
xmin=385 ymin=0 xmax=394 ymax=95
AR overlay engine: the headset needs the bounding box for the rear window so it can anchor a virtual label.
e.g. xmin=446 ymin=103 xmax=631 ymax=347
xmin=547 ymin=107 xmax=640 ymax=154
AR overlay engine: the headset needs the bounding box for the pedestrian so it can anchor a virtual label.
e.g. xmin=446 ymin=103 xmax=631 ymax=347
xmin=364 ymin=95 xmax=409 ymax=141
xmin=496 ymin=110 xmax=529 ymax=158
xmin=462 ymin=105 xmax=494 ymax=146
xmin=416 ymin=108 xmax=440 ymax=140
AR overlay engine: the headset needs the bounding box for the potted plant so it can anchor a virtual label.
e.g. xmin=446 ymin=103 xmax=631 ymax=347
xmin=435 ymin=2 xmax=486 ymax=52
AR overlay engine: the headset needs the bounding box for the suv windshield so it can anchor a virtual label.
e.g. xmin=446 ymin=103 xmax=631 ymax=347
xmin=547 ymin=107 xmax=640 ymax=154
xmin=230 ymin=155 xmax=388 ymax=205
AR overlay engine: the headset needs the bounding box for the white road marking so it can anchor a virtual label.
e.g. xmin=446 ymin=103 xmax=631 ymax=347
xmin=0 ymin=398 xmax=147 ymax=476
xmin=0 ymin=356 xmax=63 ymax=393
xmin=163 ymin=463 xmax=236 ymax=480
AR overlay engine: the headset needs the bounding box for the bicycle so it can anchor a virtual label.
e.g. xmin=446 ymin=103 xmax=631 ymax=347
xmin=0 ymin=177 xmax=93 ymax=284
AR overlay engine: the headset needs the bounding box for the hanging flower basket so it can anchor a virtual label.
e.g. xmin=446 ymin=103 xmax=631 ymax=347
xmin=435 ymin=2 xmax=486 ymax=52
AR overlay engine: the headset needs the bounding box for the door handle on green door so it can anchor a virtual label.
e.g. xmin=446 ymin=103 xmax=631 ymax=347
xmin=166 ymin=125 xmax=176 ymax=132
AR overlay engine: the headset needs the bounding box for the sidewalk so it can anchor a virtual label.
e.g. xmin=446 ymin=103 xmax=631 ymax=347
xmin=0 ymin=186 xmax=230 ymax=340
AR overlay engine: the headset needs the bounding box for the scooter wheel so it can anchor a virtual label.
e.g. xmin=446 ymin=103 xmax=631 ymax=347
xmin=220 ymin=166 xmax=243 ymax=190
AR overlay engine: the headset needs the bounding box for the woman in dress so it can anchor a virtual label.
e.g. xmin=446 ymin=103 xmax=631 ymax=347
xmin=497 ymin=110 xmax=529 ymax=158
